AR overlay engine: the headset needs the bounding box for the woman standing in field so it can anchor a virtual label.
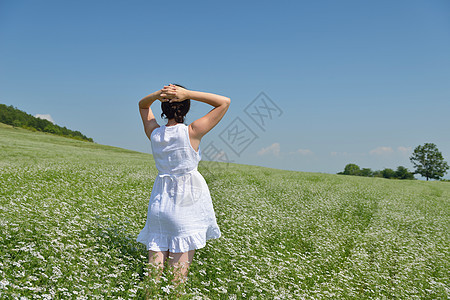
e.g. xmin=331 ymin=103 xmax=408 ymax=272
xmin=136 ymin=84 xmax=230 ymax=289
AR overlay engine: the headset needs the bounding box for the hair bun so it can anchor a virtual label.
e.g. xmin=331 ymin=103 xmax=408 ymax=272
xmin=161 ymin=98 xmax=191 ymax=123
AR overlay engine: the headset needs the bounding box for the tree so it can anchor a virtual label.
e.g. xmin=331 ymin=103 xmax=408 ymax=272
xmin=381 ymin=168 xmax=396 ymax=179
xmin=395 ymin=166 xmax=414 ymax=180
xmin=372 ymin=170 xmax=382 ymax=178
xmin=360 ymin=168 xmax=373 ymax=177
xmin=343 ymin=163 xmax=361 ymax=176
xmin=12 ymin=120 xmax=21 ymax=127
xmin=410 ymin=143 xmax=449 ymax=181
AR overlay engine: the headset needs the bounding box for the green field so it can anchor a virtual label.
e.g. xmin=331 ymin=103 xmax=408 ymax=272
xmin=1 ymin=123 xmax=449 ymax=299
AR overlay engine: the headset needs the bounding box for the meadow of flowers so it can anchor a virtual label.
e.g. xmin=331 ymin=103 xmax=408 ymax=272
xmin=1 ymin=123 xmax=449 ymax=299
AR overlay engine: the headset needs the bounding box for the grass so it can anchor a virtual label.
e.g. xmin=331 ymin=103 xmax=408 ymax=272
xmin=0 ymin=122 xmax=449 ymax=299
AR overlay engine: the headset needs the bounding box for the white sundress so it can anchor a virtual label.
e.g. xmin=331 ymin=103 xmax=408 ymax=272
xmin=136 ymin=123 xmax=222 ymax=253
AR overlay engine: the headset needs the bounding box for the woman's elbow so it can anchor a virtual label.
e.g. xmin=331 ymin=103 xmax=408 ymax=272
xmin=138 ymin=100 xmax=146 ymax=109
xmin=222 ymin=98 xmax=231 ymax=113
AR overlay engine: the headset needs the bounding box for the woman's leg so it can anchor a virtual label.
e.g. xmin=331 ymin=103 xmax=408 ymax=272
xmin=168 ymin=250 xmax=195 ymax=285
xmin=148 ymin=250 xmax=169 ymax=281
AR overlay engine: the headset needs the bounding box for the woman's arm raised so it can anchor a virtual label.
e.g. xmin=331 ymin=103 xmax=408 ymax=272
xmin=166 ymin=84 xmax=231 ymax=140
xmin=138 ymin=86 xmax=172 ymax=140
xmin=188 ymin=90 xmax=231 ymax=140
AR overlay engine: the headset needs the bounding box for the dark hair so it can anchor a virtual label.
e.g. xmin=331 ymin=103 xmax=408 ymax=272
xmin=161 ymin=83 xmax=191 ymax=124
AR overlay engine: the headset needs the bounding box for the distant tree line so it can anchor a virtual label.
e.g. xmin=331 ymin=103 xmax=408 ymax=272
xmin=338 ymin=143 xmax=449 ymax=181
xmin=0 ymin=104 xmax=93 ymax=142
xmin=338 ymin=163 xmax=415 ymax=180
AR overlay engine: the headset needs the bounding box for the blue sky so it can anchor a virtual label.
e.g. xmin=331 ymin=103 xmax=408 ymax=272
xmin=1 ymin=0 xmax=449 ymax=179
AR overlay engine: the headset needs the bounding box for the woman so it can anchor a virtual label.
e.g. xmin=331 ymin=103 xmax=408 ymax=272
xmin=136 ymin=84 xmax=230 ymax=287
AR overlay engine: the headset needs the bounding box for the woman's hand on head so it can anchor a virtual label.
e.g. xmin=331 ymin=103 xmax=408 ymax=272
xmin=163 ymin=84 xmax=189 ymax=103
xmin=159 ymin=85 xmax=176 ymax=102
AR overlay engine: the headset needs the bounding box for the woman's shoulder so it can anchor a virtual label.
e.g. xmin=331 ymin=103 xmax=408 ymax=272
xmin=150 ymin=125 xmax=162 ymax=139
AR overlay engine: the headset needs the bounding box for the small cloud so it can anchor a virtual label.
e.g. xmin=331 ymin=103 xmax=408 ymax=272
xmin=257 ymin=143 xmax=280 ymax=157
xmin=397 ymin=146 xmax=412 ymax=155
xmin=35 ymin=114 xmax=54 ymax=124
xmin=291 ymin=148 xmax=313 ymax=155
xmin=369 ymin=146 xmax=393 ymax=156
